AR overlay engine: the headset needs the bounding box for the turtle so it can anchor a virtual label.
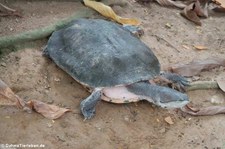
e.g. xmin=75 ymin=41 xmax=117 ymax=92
xmin=43 ymin=19 xmax=189 ymax=119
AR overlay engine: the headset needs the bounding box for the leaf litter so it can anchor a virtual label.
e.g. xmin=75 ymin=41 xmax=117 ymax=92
xmin=137 ymin=0 xmax=224 ymax=25
xmin=166 ymin=57 xmax=225 ymax=77
xmin=0 ymin=79 xmax=71 ymax=120
xmin=83 ymin=0 xmax=140 ymax=25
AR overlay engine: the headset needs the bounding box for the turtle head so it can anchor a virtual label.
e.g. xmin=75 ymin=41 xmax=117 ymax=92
xmin=155 ymin=87 xmax=189 ymax=109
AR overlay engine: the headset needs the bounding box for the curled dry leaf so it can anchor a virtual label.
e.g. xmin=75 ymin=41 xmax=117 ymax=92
xmin=181 ymin=104 xmax=225 ymax=116
xmin=0 ymin=79 xmax=25 ymax=107
xmin=194 ymin=0 xmax=209 ymax=17
xmin=181 ymin=2 xmax=202 ymax=25
xmin=0 ymin=79 xmax=71 ymax=119
xmin=181 ymin=0 xmax=209 ymax=25
xmin=83 ymin=0 xmax=140 ymax=25
xmin=167 ymin=57 xmax=225 ymax=77
xmin=214 ymin=0 xmax=225 ymax=8
xmin=27 ymin=100 xmax=71 ymax=120
xmin=194 ymin=45 xmax=208 ymax=50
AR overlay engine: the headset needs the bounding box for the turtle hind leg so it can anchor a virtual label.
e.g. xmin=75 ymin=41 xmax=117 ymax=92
xmin=80 ymin=89 xmax=102 ymax=120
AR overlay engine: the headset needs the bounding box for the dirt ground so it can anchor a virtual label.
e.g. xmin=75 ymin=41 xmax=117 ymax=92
xmin=0 ymin=0 xmax=225 ymax=149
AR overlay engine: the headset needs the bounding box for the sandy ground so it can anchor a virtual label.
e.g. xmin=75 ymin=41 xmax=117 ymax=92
xmin=0 ymin=0 xmax=225 ymax=149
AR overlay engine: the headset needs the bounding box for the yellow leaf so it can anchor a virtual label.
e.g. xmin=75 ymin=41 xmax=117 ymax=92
xmin=83 ymin=0 xmax=140 ymax=25
xmin=194 ymin=45 xmax=208 ymax=50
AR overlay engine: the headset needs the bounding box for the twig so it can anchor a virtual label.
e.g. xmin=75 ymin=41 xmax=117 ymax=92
xmin=0 ymin=3 xmax=22 ymax=17
xmin=0 ymin=3 xmax=16 ymax=12
xmin=152 ymin=34 xmax=180 ymax=52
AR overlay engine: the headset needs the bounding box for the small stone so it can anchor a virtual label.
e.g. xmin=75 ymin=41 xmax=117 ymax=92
xmin=60 ymin=122 xmax=67 ymax=128
xmin=47 ymin=122 xmax=53 ymax=128
xmin=124 ymin=116 xmax=130 ymax=122
xmin=192 ymin=76 xmax=200 ymax=81
xmin=57 ymin=135 xmax=66 ymax=142
xmin=210 ymin=95 xmax=224 ymax=104
xmin=164 ymin=116 xmax=174 ymax=125
xmin=1 ymin=62 xmax=6 ymax=67
xmin=5 ymin=116 xmax=10 ymax=119
xmin=54 ymin=77 xmax=61 ymax=82
xmin=165 ymin=23 xmax=172 ymax=29
xmin=47 ymin=100 xmax=54 ymax=104
xmin=159 ymin=128 xmax=166 ymax=133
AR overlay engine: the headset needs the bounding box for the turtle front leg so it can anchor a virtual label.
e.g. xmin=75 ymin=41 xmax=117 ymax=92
xmin=154 ymin=72 xmax=189 ymax=92
xmin=80 ymin=89 xmax=102 ymax=120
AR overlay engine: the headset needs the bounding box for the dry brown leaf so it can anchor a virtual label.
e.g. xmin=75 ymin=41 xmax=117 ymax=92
xmin=27 ymin=100 xmax=71 ymax=119
xmin=181 ymin=2 xmax=202 ymax=26
xmin=217 ymin=78 xmax=225 ymax=92
xmin=181 ymin=104 xmax=225 ymax=116
xmin=83 ymin=0 xmax=140 ymax=25
xmin=167 ymin=57 xmax=225 ymax=77
xmin=164 ymin=116 xmax=174 ymax=124
xmin=215 ymin=0 xmax=225 ymax=7
xmin=194 ymin=45 xmax=208 ymax=50
xmin=0 ymin=79 xmax=25 ymax=107
xmin=194 ymin=0 xmax=209 ymax=17
xmin=0 ymin=79 xmax=70 ymax=119
xmin=155 ymin=0 xmax=186 ymax=8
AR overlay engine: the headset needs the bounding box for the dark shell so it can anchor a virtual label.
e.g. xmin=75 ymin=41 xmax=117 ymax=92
xmin=44 ymin=19 xmax=160 ymax=88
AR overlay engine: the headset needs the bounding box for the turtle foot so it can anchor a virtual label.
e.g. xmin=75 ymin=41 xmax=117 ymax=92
xmin=80 ymin=89 xmax=102 ymax=120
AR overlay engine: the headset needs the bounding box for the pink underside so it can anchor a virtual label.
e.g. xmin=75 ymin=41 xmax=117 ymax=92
xmin=101 ymin=86 xmax=140 ymax=103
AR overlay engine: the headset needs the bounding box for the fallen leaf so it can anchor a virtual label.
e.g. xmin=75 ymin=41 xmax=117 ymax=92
xmin=83 ymin=0 xmax=140 ymax=25
xmin=210 ymin=0 xmax=225 ymax=12
xmin=181 ymin=104 xmax=225 ymax=116
xmin=181 ymin=2 xmax=202 ymax=26
xmin=214 ymin=0 xmax=225 ymax=8
xmin=194 ymin=45 xmax=208 ymax=50
xmin=0 ymin=79 xmax=25 ymax=107
xmin=217 ymin=78 xmax=225 ymax=92
xmin=27 ymin=100 xmax=71 ymax=119
xmin=164 ymin=116 xmax=174 ymax=124
xmin=155 ymin=0 xmax=186 ymax=8
xmin=193 ymin=0 xmax=209 ymax=17
xmin=167 ymin=57 xmax=225 ymax=77
xmin=0 ymin=79 xmax=71 ymax=119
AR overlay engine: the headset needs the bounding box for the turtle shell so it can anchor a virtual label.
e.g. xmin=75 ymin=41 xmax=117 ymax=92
xmin=44 ymin=19 xmax=160 ymax=88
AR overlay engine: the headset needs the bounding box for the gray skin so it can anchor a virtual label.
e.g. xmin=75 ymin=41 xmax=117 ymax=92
xmin=43 ymin=19 xmax=189 ymax=119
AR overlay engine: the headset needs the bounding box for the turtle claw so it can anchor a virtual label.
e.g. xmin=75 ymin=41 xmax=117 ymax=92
xmin=80 ymin=89 xmax=102 ymax=119
xmin=160 ymin=72 xmax=190 ymax=92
